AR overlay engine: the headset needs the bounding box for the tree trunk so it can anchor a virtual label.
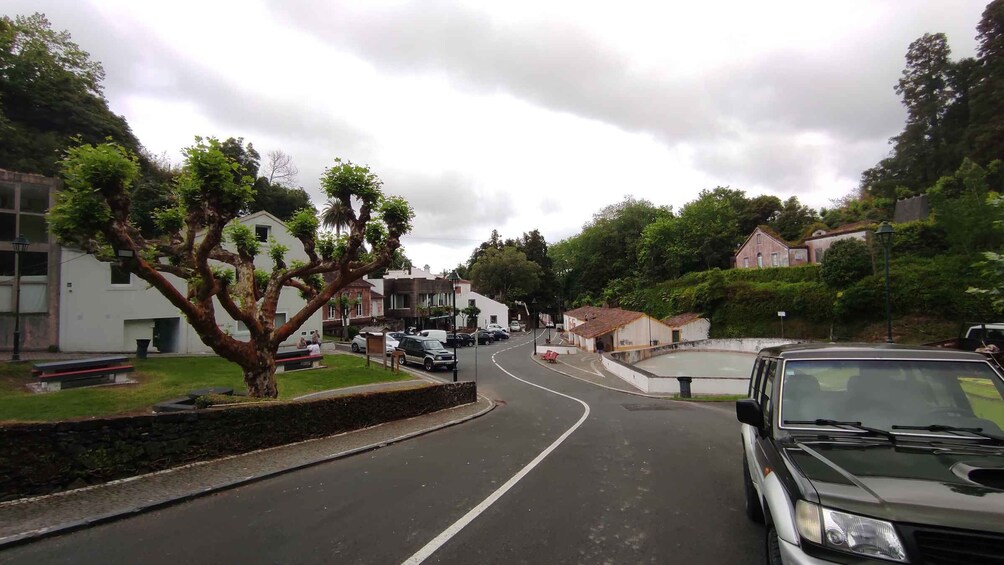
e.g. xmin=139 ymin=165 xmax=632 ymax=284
xmin=243 ymin=345 xmax=279 ymax=398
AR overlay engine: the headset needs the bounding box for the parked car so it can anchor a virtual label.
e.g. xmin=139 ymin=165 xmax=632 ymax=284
xmin=509 ymin=321 xmax=522 ymax=332
xmin=419 ymin=329 xmax=448 ymax=343
xmin=545 ymin=321 xmax=555 ymax=328
xmin=351 ymin=332 xmax=401 ymax=355
xmin=486 ymin=323 xmax=508 ymax=334
xmin=395 ymin=336 xmax=456 ymax=371
xmin=738 ymin=342 xmax=1004 ymax=564
xmin=489 ymin=329 xmax=509 ymax=341
xmin=445 ymin=332 xmax=474 ymax=347
xmin=474 ymin=329 xmax=495 ymax=345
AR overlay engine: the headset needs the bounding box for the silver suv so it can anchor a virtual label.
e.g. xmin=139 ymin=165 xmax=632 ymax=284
xmin=396 ymin=336 xmax=456 ymax=371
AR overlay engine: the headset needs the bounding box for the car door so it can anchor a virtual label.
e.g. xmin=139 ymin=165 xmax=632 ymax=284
xmin=742 ymin=357 xmax=775 ymax=491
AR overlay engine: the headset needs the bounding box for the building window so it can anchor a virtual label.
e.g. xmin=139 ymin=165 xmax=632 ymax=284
xmin=110 ymin=264 xmax=131 ymax=285
xmin=390 ymin=293 xmax=408 ymax=309
xmin=328 ymin=304 xmax=336 ymax=318
xmin=236 ymin=313 xmax=287 ymax=334
xmin=255 ymin=225 xmax=270 ymax=243
xmin=355 ymin=294 xmax=363 ymax=316
xmin=490 ymin=315 xmax=497 ymax=324
xmin=771 ymin=252 xmax=779 ymax=267
xmin=817 ymin=249 xmax=826 ymax=263
xmin=756 ymin=253 xmax=763 ymax=268
xmin=756 ymin=234 xmax=761 ymax=245
xmin=672 ymin=330 xmax=681 ymax=343
xmin=468 ymin=299 xmax=476 ymax=307
xmin=743 ymin=257 xmax=749 ymax=268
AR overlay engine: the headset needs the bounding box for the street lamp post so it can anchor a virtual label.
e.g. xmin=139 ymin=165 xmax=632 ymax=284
xmin=875 ymin=222 xmax=895 ymax=343
xmin=531 ymin=298 xmax=537 ymax=356
xmin=11 ymin=234 xmax=29 ymax=362
xmin=448 ymin=270 xmax=460 ymax=382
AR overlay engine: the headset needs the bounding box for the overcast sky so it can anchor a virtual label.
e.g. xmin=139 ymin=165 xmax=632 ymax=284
xmin=12 ymin=1 xmax=989 ymax=272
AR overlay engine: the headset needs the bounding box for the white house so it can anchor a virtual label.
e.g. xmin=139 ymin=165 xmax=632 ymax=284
xmin=661 ymin=312 xmax=711 ymax=342
xmin=450 ymin=279 xmax=508 ymax=330
xmin=564 ymin=306 xmax=677 ymax=353
xmin=59 ymin=211 xmax=322 ymax=353
xmin=803 ymin=222 xmax=872 ymax=264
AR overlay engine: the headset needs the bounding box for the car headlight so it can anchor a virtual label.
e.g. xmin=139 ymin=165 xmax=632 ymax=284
xmin=795 ymin=500 xmax=907 ymax=562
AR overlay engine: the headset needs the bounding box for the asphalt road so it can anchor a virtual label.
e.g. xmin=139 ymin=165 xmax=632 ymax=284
xmin=1 ymin=333 xmax=765 ymax=564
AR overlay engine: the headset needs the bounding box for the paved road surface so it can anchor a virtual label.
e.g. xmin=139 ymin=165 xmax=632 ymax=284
xmin=1 ymin=333 xmax=764 ymax=564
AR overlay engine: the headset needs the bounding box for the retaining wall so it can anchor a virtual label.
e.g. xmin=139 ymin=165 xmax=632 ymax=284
xmin=604 ymin=338 xmax=803 ymax=395
xmin=0 ymin=382 xmax=476 ymax=501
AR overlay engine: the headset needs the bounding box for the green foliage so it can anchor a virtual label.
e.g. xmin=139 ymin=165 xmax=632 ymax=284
xmin=772 ymin=196 xmax=820 ymax=241
xmin=268 ymin=238 xmax=288 ymax=266
xmin=316 ymin=232 xmax=339 ymax=261
xmin=49 ymin=142 xmax=137 ymax=245
xmin=470 ymin=246 xmax=542 ymax=303
xmin=285 ymin=207 xmax=319 ymax=240
xmin=821 ymin=239 xmax=872 ymax=288
xmin=929 ymin=159 xmax=1002 ymax=254
xmin=248 ymin=178 xmax=313 ymax=220
xmin=380 ymin=195 xmax=414 ymax=234
xmin=365 ymin=222 xmax=387 ymax=247
xmin=321 ymin=159 xmax=383 ymax=206
xmin=0 ymin=13 xmax=141 ymax=175
xmin=211 ymin=267 xmax=234 ymax=287
xmin=178 ymin=137 xmax=255 ymax=219
xmin=889 ymin=219 xmax=949 ymax=257
xmin=224 ymin=222 xmax=260 ymax=256
xmin=153 ymin=205 xmax=185 ymax=234
xmin=968 ymin=0 xmax=1004 ymax=164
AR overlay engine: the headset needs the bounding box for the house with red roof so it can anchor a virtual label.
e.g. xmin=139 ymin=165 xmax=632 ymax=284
xmin=563 ymin=306 xmax=677 ymax=353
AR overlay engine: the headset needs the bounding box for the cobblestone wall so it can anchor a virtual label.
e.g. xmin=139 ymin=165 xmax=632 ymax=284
xmin=0 ymin=382 xmax=476 ymax=501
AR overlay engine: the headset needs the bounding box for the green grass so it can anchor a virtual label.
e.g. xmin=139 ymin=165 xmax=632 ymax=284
xmin=0 ymin=354 xmax=415 ymax=423
xmin=961 ymin=379 xmax=1004 ymax=429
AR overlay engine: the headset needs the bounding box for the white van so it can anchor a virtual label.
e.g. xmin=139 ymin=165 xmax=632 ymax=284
xmin=419 ymin=329 xmax=448 ymax=344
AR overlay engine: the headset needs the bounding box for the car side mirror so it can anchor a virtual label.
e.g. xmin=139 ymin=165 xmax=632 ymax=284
xmin=736 ymin=399 xmax=764 ymax=432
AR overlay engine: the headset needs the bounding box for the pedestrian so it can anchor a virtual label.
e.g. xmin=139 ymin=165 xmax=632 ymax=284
xmin=596 ymin=341 xmax=605 ymax=355
xmin=307 ymin=341 xmax=321 ymax=356
xmin=297 ymin=336 xmax=307 ymax=348
xmin=310 ymin=330 xmax=320 ymax=345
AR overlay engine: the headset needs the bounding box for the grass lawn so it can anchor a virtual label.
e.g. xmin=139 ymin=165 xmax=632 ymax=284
xmin=0 ymin=354 xmax=415 ymax=423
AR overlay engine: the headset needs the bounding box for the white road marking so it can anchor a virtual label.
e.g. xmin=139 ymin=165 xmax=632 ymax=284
xmin=401 ymin=331 xmax=591 ymax=565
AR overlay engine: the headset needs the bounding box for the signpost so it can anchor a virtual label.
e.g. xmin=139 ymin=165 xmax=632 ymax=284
xmin=778 ymin=311 xmax=786 ymax=339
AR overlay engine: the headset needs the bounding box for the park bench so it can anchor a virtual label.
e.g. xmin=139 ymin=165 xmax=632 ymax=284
xmin=275 ymin=348 xmax=323 ymax=373
xmin=540 ymin=350 xmax=559 ymax=364
xmin=32 ymin=356 xmax=135 ymax=392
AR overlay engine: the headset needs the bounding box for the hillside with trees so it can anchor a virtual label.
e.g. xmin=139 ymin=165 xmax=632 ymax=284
xmin=527 ymin=1 xmax=1004 ymax=342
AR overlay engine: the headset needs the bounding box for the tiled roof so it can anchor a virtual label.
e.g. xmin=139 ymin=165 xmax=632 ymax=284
xmin=564 ymin=305 xmax=607 ymax=320
xmin=568 ymin=308 xmax=646 ymax=339
xmin=802 ymin=221 xmax=875 ymax=241
xmin=662 ymin=312 xmax=704 ymax=327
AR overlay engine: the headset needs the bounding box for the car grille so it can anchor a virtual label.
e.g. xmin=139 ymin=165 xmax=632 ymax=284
xmin=909 ymin=527 xmax=1004 ymax=564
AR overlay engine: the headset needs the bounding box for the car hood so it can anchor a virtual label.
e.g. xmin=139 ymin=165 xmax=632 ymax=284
xmin=785 ymin=439 xmax=1004 ymax=533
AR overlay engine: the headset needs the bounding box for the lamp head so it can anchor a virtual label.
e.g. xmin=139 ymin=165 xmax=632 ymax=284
xmin=11 ymin=234 xmax=29 ymax=254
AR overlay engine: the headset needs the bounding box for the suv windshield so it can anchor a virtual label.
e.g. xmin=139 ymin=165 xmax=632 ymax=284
xmin=422 ymin=340 xmax=444 ymax=350
xmin=780 ymin=359 xmax=1004 ymax=434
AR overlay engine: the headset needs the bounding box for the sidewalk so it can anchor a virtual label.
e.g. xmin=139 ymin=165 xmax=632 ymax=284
xmin=0 ymin=393 xmax=494 ymax=548
xmin=531 ymin=336 xmax=674 ymax=398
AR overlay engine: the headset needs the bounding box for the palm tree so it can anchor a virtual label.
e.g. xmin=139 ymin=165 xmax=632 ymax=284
xmin=321 ymin=199 xmax=350 ymax=236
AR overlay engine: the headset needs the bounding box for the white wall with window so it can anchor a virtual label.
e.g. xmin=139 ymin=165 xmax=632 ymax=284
xmin=450 ymin=280 xmax=508 ymax=330
xmin=59 ymin=211 xmax=321 ymax=353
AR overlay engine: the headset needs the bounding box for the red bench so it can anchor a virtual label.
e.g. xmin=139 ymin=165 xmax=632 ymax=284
xmin=540 ymin=350 xmax=559 ymax=363
xmin=33 ymin=356 xmax=135 ymax=392
xmin=275 ymin=354 xmax=323 ymax=372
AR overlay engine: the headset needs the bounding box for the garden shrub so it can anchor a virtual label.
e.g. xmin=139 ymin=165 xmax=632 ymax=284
xmin=821 ymin=239 xmax=872 ymax=288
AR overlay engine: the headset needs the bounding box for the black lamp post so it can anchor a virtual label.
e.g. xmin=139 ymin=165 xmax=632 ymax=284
xmin=875 ymin=222 xmax=895 ymax=343
xmin=11 ymin=234 xmax=29 ymax=361
xmin=531 ymin=298 xmax=537 ymax=356
xmin=448 ymin=270 xmax=460 ymax=382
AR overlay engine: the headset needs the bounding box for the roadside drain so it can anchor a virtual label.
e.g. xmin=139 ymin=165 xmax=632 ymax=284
xmin=621 ymin=403 xmax=677 ymax=411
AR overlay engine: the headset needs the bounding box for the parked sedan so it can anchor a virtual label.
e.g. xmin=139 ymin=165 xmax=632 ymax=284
xmin=350 ymin=332 xmax=401 ymax=355
xmin=489 ymin=329 xmax=510 ymax=341
xmin=474 ymin=329 xmax=495 ymax=345
xmin=446 ymin=332 xmax=474 ymax=347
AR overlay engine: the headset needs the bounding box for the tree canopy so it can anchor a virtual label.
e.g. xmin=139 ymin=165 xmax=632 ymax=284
xmin=50 ymin=138 xmax=412 ymax=397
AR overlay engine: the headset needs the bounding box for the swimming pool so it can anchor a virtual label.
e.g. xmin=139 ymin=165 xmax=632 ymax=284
xmin=635 ymin=350 xmax=755 ymax=378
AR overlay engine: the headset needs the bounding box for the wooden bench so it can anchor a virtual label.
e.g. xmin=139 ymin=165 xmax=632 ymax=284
xmin=275 ymin=349 xmax=323 ymax=372
xmin=540 ymin=350 xmax=559 ymax=363
xmin=33 ymin=356 xmax=135 ymax=392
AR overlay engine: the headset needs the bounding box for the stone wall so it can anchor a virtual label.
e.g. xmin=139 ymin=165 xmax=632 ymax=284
xmin=0 ymin=382 xmax=476 ymax=501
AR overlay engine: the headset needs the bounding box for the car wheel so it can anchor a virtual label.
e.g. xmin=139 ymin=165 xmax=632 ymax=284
xmin=766 ymin=525 xmax=782 ymax=565
xmin=424 ymin=358 xmax=434 ymax=371
xmin=743 ymin=455 xmax=764 ymax=523
xmin=351 ymin=343 xmax=360 ymax=353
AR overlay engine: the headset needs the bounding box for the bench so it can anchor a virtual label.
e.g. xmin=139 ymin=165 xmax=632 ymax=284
xmin=540 ymin=350 xmax=559 ymax=363
xmin=275 ymin=349 xmax=323 ymax=372
xmin=33 ymin=356 xmax=135 ymax=392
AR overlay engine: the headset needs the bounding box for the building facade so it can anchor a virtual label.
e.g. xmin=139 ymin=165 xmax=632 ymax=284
xmin=565 ymin=306 xmax=677 ymax=353
xmin=321 ymin=278 xmax=381 ymax=332
xmin=734 ymin=226 xmax=808 ymax=269
xmin=802 ymin=222 xmax=872 ymax=264
xmin=661 ymin=312 xmax=711 ymax=343
xmin=0 ymin=169 xmax=61 ymax=351
xmin=59 ymin=211 xmax=321 ymax=353
xmin=450 ymin=279 xmax=508 ymax=330
xmin=380 ymin=267 xmax=453 ymax=330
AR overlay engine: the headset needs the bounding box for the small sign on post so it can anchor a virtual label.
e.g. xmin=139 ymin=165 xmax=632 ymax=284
xmin=778 ymin=311 xmax=786 ymax=339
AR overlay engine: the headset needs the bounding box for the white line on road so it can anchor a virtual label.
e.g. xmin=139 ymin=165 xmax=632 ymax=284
xmin=401 ymin=331 xmax=591 ymax=565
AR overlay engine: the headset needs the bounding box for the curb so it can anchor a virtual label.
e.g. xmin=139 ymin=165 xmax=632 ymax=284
xmin=0 ymin=394 xmax=496 ymax=550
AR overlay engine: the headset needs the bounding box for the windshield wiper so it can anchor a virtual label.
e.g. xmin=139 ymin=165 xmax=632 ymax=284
xmin=784 ymin=419 xmax=897 ymax=444
xmin=891 ymin=424 xmax=1004 ymax=445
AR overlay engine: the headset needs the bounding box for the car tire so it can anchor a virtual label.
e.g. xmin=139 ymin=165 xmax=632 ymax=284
xmin=351 ymin=343 xmax=360 ymax=353
xmin=743 ymin=455 xmax=764 ymax=523
xmin=424 ymin=358 xmax=434 ymax=371
xmin=766 ymin=525 xmax=782 ymax=565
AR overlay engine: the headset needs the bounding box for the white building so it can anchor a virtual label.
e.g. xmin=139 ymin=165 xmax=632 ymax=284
xmin=661 ymin=312 xmax=711 ymax=342
xmin=451 ymin=279 xmax=508 ymax=330
xmin=564 ymin=306 xmax=677 ymax=353
xmin=59 ymin=211 xmax=322 ymax=353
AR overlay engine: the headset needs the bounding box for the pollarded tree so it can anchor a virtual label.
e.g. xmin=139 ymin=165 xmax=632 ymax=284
xmin=49 ymin=138 xmax=412 ymax=397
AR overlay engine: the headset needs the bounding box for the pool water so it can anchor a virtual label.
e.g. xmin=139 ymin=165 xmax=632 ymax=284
xmin=635 ymin=350 xmax=755 ymax=378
